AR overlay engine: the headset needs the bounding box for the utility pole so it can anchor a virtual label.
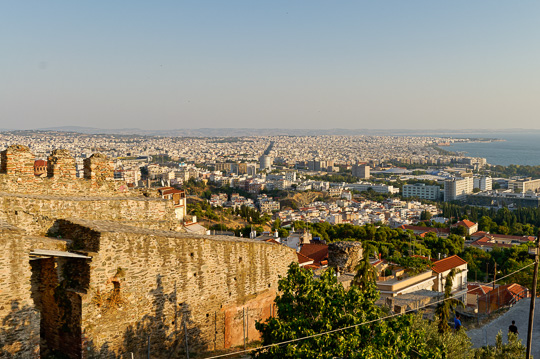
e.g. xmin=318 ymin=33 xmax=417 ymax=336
xmin=493 ymin=262 xmax=497 ymax=289
xmin=526 ymin=235 xmax=540 ymax=359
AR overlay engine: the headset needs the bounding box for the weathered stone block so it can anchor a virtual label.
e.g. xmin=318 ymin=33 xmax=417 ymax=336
xmin=328 ymin=241 xmax=363 ymax=273
xmin=0 ymin=145 xmax=35 ymax=177
xmin=47 ymin=149 xmax=76 ymax=180
xmin=83 ymin=154 xmax=113 ymax=183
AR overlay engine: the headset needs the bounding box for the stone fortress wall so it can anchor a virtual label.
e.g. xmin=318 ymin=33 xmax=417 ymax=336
xmin=0 ymin=145 xmax=124 ymax=195
xmin=0 ymin=145 xmax=182 ymax=235
xmin=0 ymin=145 xmax=297 ymax=358
xmin=0 ymin=221 xmax=40 ymax=358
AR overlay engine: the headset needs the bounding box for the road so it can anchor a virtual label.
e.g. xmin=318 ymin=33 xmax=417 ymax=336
xmin=467 ymin=298 xmax=540 ymax=357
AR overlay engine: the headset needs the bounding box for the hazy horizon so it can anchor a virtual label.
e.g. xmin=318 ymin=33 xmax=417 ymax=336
xmin=2 ymin=1 xmax=540 ymax=130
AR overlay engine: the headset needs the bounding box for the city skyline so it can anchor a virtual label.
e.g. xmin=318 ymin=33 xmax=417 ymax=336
xmin=2 ymin=1 xmax=540 ymax=130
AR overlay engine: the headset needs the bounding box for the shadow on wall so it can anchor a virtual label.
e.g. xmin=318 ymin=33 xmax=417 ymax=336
xmin=85 ymin=275 xmax=203 ymax=359
xmin=0 ymin=301 xmax=40 ymax=358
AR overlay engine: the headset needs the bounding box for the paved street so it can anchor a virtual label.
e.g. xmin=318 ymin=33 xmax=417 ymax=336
xmin=467 ymin=298 xmax=540 ymax=358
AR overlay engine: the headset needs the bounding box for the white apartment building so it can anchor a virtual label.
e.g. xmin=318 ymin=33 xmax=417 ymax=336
xmin=285 ymin=170 xmax=297 ymax=182
xmin=346 ymin=183 xmax=398 ymax=194
xmin=444 ymin=177 xmax=474 ymax=201
xmin=402 ymin=183 xmax=441 ymax=200
xmin=508 ymin=178 xmax=540 ymax=193
xmin=473 ymin=176 xmax=492 ymax=191
xmin=352 ymin=164 xmax=370 ymax=179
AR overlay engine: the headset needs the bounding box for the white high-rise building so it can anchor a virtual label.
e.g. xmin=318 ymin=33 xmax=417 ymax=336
xmin=259 ymin=155 xmax=273 ymax=171
xmin=352 ymin=164 xmax=370 ymax=179
xmin=444 ymin=177 xmax=474 ymax=201
xmin=473 ymin=176 xmax=492 ymax=191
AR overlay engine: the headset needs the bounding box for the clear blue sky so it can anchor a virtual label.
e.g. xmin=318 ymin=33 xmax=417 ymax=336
xmin=2 ymin=1 xmax=539 ymax=130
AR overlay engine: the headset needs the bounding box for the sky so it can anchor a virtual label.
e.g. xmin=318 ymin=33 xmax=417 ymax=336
xmin=1 ymin=1 xmax=540 ymax=130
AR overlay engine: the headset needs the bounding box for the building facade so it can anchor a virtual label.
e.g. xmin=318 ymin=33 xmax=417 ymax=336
xmin=352 ymin=164 xmax=370 ymax=179
xmin=402 ymin=183 xmax=441 ymax=200
xmin=444 ymin=177 xmax=474 ymax=201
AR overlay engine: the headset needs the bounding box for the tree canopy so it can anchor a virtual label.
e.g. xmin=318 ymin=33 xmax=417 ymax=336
xmin=255 ymin=263 xmax=449 ymax=358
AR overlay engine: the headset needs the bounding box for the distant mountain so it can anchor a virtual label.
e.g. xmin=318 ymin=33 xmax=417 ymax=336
xmin=2 ymin=126 xmax=539 ymax=137
xmin=37 ymin=126 xmax=149 ymax=135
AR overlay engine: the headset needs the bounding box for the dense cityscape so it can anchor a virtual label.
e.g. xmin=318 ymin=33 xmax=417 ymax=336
xmin=1 ymin=129 xmax=540 ymax=358
xmin=2 ymin=1 xmax=540 ymax=358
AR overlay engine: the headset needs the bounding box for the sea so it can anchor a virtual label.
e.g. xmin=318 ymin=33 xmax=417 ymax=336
xmin=444 ymin=132 xmax=540 ymax=166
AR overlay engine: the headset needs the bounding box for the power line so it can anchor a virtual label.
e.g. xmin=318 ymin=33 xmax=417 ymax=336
xmin=202 ymin=261 xmax=536 ymax=359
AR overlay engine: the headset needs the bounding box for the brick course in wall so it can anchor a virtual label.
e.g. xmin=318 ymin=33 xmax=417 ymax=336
xmin=0 ymin=145 xmax=35 ymax=178
xmin=0 ymin=145 xmax=128 ymax=195
xmin=47 ymin=149 xmax=77 ymax=180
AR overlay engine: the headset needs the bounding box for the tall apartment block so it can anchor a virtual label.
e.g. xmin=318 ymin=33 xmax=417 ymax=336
xmin=444 ymin=177 xmax=474 ymax=201
xmin=473 ymin=176 xmax=492 ymax=191
xmin=352 ymin=163 xmax=370 ymax=179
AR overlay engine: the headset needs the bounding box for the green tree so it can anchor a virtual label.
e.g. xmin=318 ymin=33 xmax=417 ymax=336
xmin=420 ymin=210 xmax=432 ymax=221
xmin=436 ymin=269 xmax=463 ymax=333
xmin=352 ymin=256 xmax=378 ymax=291
xmin=255 ymin=263 xmax=446 ymax=359
xmin=473 ymin=331 xmax=526 ymax=358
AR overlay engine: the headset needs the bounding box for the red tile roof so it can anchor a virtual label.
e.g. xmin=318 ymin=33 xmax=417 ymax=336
xmin=479 ymin=283 xmax=530 ymax=306
xmin=500 ymin=283 xmax=529 ymax=298
xmin=432 ymin=255 xmax=467 ymax=273
xmin=467 ymin=283 xmax=494 ymax=296
xmin=299 ymin=243 xmax=328 ymax=265
xmin=297 ymin=252 xmax=314 ymax=265
xmin=471 ymin=231 xmax=536 ymax=242
xmin=455 ymin=219 xmax=477 ymax=228
xmin=470 ymin=237 xmax=513 ymax=249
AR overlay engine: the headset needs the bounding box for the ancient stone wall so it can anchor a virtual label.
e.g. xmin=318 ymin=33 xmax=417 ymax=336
xmin=0 ymin=145 xmax=35 ymax=178
xmin=328 ymin=241 xmax=363 ymax=273
xmin=47 ymin=149 xmax=77 ymax=180
xmin=0 ymin=221 xmax=40 ymax=358
xmin=83 ymin=153 xmax=114 ymax=184
xmin=56 ymin=219 xmax=298 ymax=358
xmin=0 ymin=192 xmax=182 ymax=235
xmin=0 ymin=145 xmax=128 ymax=196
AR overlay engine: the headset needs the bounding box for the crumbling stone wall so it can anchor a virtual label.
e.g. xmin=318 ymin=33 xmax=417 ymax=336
xmin=328 ymin=241 xmax=363 ymax=273
xmin=0 ymin=144 xmax=298 ymax=358
xmin=47 ymin=149 xmax=77 ymax=180
xmin=0 ymin=145 xmax=127 ymax=196
xmin=0 ymin=192 xmax=182 ymax=235
xmin=0 ymin=145 xmax=34 ymax=178
xmin=83 ymin=153 xmax=113 ymax=184
xmin=0 ymin=221 xmax=40 ymax=358
xmin=56 ymin=219 xmax=297 ymax=358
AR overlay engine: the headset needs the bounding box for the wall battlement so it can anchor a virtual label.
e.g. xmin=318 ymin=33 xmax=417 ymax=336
xmin=0 ymin=145 xmax=35 ymax=177
xmin=47 ymin=149 xmax=77 ymax=180
xmin=0 ymin=145 xmax=121 ymax=195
